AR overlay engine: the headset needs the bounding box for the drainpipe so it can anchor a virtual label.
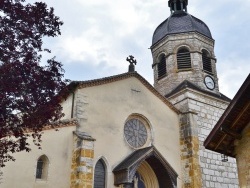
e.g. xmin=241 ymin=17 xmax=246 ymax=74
xmin=71 ymin=91 xmax=75 ymax=118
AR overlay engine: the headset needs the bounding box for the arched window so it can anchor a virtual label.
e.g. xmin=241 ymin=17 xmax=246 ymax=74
xmin=202 ymin=49 xmax=212 ymax=74
xmin=36 ymin=155 xmax=49 ymax=180
xmin=94 ymin=159 xmax=106 ymax=188
xmin=157 ymin=54 xmax=166 ymax=78
xmin=177 ymin=48 xmax=191 ymax=70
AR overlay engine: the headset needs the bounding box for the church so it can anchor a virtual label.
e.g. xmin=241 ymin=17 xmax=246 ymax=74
xmin=1 ymin=0 xmax=241 ymax=187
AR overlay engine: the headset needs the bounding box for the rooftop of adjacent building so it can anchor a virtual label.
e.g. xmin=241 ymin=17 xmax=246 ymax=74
xmin=204 ymin=74 xmax=250 ymax=157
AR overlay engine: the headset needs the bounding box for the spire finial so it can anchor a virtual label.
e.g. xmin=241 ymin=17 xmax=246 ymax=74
xmin=168 ymin=0 xmax=188 ymax=14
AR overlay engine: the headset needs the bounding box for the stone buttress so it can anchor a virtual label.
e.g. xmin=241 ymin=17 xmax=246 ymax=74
xmin=70 ymin=131 xmax=95 ymax=188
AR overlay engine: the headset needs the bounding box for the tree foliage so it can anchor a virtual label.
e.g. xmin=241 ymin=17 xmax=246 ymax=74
xmin=0 ymin=0 xmax=67 ymax=167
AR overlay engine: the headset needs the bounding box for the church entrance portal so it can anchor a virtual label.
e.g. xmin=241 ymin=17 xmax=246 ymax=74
xmin=133 ymin=161 xmax=159 ymax=188
xmin=113 ymin=146 xmax=177 ymax=188
xmin=134 ymin=172 xmax=146 ymax=188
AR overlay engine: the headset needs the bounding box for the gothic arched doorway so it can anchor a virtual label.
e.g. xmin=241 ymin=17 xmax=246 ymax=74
xmin=113 ymin=146 xmax=177 ymax=188
xmin=133 ymin=161 xmax=159 ymax=188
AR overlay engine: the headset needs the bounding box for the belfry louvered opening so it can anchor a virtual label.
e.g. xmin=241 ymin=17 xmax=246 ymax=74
xmin=177 ymin=48 xmax=191 ymax=70
xmin=158 ymin=54 xmax=166 ymax=78
xmin=202 ymin=49 xmax=212 ymax=74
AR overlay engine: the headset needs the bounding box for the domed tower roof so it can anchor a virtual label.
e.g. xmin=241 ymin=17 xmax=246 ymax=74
xmin=152 ymin=0 xmax=212 ymax=46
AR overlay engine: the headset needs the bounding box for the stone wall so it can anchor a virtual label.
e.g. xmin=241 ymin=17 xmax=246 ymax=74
xmin=151 ymin=32 xmax=220 ymax=97
xmin=235 ymin=123 xmax=250 ymax=188
xmin=168 ymin=89 xmax=239 ymax=187
xmin=179 ymin=112 xmax=202 ymax=187
xmin=70 ymin=132 xmax=95 ymax=188
xmin=69 ymin=77 xmax=182 ymax=187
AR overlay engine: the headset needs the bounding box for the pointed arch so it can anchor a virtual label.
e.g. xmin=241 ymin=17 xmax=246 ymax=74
xmin=177 ymin=47 xmax=191 ymax=70
xmin=202 ymin=49 xmax=212 ymax=74
xmin=94 ymin=158 xmax=107 ymax=188
xmin=136 ymin=161 xmax=159 ymax=188
xmin=113 ymin=146 xmax=178 ymax=188
xmin=36 ymin=155 xmax=49 ymax=180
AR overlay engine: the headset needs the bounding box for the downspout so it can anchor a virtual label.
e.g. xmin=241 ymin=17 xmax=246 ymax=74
xmin=71 ymin=91 xmax=75 ymax=118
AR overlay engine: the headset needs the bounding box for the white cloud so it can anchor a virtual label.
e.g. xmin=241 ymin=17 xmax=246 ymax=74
xmin=25 ymin=0 xmax=250 ymax=97
xmin=218 ymin=57 xmax=250 ymax=98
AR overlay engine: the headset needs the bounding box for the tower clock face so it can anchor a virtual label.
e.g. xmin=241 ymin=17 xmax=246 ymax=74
xmin=204 ymin=76 xmax=215 ymax=90
xmin=124 ymin=119 xmax=148 ymax=148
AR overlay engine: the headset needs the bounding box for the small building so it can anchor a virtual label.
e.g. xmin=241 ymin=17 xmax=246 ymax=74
xmin=204 ymin=74 xmax=250 ymax=188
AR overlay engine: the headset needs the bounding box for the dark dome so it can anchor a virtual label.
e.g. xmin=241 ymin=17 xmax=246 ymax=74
xmin=152 ymin=11 xmax=212 ymax=46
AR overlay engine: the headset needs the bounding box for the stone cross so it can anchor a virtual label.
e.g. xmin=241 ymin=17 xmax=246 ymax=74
xmin=126 ymin=55 xmax=137 ymax=72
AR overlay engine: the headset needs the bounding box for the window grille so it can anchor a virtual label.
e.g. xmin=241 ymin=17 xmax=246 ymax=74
xmin=94 ymin=159 xmax=106 ymax=188
xmin=36 ymin=159 xmax=44 ymax=179
xmin=202 ymin=50 xmax=212 ymax=74
xmin=35 ymin=155 xmax=49 ymax=180
xmin=158 ymin=55 xmax=166 ymax=78
xmin=177 ymin=48 xmax=191 ymax=70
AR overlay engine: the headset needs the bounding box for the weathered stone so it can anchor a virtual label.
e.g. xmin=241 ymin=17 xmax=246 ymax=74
xmin=70 ymin=135 xmax=95 ymax=188
xmin=235 ymin=124 xmax=250 ymax=188
xmin=167 ymin=88 xmax=238 ymax=187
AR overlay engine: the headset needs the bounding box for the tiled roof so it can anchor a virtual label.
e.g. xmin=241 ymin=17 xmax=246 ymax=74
xmin=113 ymin=147 xmax=153 ymax=172
xmin=66 ymin=72 xmax=180 ymax=114
xmin=113 ymin=146 xmax=178 ymax=186
xmin=22 ymin=118 xmax=79 ymax=133
xmin=152 ymin=11 xmax=213 ymax=46
xmin=165 ymin=80 xmax=231 ymax=102
xmin=40 ymin=118 xmax=79 ymax=131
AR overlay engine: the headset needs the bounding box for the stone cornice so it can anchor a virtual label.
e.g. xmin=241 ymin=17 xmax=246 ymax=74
xmin=151 ymin=31 xmax=214 ymax=52
xmin=167 ymin=87 xmax=231 ymax=107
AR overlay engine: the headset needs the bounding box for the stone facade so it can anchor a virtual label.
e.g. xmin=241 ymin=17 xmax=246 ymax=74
xmin=168 ymin=89 xmax=239 ymax=187
xmin=179 ymin=112 xmax=202 ymax=187
xmin=235 ymin=123 xmax=250 ymax=188
xmin=151 ymin=32 xmax=219 ymax=96
xmin=65 ymin=76 xmax=182 ymax=187
xmin=70 ymin=132 xmax=95 ymax=188
xmin=151 ymin=21 xmax=239 ymax=187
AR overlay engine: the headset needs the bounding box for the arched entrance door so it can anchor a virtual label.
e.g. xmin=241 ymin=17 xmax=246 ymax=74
xmin=133 ymin=161 xmax=159 ymax=188
xmin=113 ymin=146 xmax=177 ymax=188
xmin=134 ymin=172 xmax=146 ymax=188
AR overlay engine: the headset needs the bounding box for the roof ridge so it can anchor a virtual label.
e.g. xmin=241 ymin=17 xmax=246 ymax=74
xmin=66 ymin=72 xmax=180 ymax=114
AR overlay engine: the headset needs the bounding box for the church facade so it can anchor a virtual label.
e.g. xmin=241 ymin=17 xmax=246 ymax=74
xmin=1 ymin=0 xmax=240 ymax=188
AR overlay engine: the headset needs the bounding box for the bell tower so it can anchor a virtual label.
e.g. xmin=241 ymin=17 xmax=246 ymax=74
xmin=151 ymin=0 xmax=220 ymax=97
xmin=151 ymin=1 xmax=239 ymax=187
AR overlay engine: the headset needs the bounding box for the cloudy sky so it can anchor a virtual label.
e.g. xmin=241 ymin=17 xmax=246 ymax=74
xmin=28 ymin=0 xmax=249 ymax=99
